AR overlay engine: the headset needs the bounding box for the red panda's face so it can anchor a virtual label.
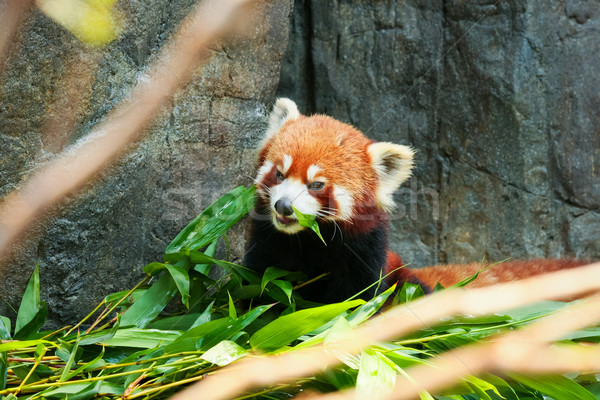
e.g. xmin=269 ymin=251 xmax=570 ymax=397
xmin=254 ymin=98 xmax=415 ymax=234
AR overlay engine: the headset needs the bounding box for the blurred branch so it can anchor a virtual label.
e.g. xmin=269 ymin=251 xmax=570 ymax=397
xmin=170 ymin=262 xmax=600 ymax=400
xmin=0 ymin=0 xmax=256 ymax=260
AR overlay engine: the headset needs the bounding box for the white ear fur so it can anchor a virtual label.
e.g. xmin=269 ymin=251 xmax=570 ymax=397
xmin=264 ymin=98 xmax=300 ymax=142
xmin=367 ymin=142 xmax=415 ymax=211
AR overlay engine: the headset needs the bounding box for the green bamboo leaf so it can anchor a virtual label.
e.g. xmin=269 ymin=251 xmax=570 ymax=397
xmin=0 ymin=339 xmax=54 ymax=352
xmin=59 ymin=339 xmax=80 ymax=382
xmin=322 ymin=318 xmax=360 ymax=369
xmin=201 ymin=340 xmax=248 ymax=366
xmin=142 ymin=262 xmax=168 ymax=276
xmin=356 ymin=350 xmax=396 ymax=399
xmin=40 ymin=381 xmax=123 ymax=399
xmin=507 ymin=373 xmax=597 ymax=400
xmin=0 ymin=316 xmax=11 ymax=340
xmin=261 ymin=267 xmax=290 ymax=293
xmin=0 ymin=350 xmax=6 ymax=391
xmin=15 ymin=264 xmax=46 ymax=338
xmin=464 ymin=376 xmax=496 ymax=400
xmin=104 ymin=328 xmax=181 ymax=348
xmin=186 ymin=250 xmax=260 ymax=284
xmin=396 ymin=281 xmax=425 ymax=304
xmin=142 ymin=259 xmax=190 ymax=308
xmin=74 ymin=347 xmax=106 ymax=374
xmin=166 ymin=304 xmax=272 ymax=353
xmin=13 ymin=303 xmax=48 ymax=340
xmin=78 ymin=316 xmax=120 ymax=346
xmin=194 ymin=239 xmax=219 ymax=276
xmin=165 ymin=263 xmax=191 ymax=308
xmin=166 ymin=186 xmax=256 ymax=254
xmin=292 ymin=206 xmax=326 ymax=245
xmin=148 ymin=301 xmax=214 ymax=331
xmin=347 ymin=284 xmax=395 ymax=327
xmin=228 ymin=292 xmax=237 ymax=319
xmin=250 ymin=300 xmax=364 ymax=352
xmin=119 ymin=273 xmax=178 ymax=328
xmin=191 ymin=300 xmax=215 ymax=329
xmin=272 ymin=279 xmax=293 ymax=304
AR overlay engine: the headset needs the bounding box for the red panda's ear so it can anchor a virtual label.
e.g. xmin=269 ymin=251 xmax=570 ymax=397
xmin=367 ymin=142 xmax=415 ymax=211
xmin=264 ymin=98 xmax=300 ymax=142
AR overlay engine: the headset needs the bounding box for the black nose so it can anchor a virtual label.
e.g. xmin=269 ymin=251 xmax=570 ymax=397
xmin=274 ymin=198 xmax=294 ymax=216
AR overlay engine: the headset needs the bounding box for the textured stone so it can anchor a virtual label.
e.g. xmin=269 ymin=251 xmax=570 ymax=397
xmin=277 ymin=0 xmax=600 ymax=267
xmin=0 ymin=0 xmax=293 ymax=327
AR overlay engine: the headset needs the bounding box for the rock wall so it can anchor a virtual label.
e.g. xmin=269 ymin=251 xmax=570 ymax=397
xmin=278 ymin=0 xmax=600 ymax=267
xmin=0 ymin=0 xmax=293 ymax=326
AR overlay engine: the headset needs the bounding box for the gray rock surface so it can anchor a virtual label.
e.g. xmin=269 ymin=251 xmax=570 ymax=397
xmin=278 ymin=0 xmax=600 ymax=267
xmin=0 ymin=0 xmax=293 ymax=327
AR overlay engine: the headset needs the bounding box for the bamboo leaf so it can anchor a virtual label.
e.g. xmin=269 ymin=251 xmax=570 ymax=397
xmin=59 ymin=339 xmax=80 ymax=382
xmin=228 ymin=292 xmax=237 ymax=319
xmin=194 ymin=239 xmax=219 ymax=276
xmin=148 ymin=301 xmax=214 ymax=331
xmin=0 ymin=350 xmax=6 ymax=391
xmin=0 ymin=316 xmax=11 ymax=340
xmin=13 ymin=303 xmax=48 ymax=340
xmin=119 ymin=273 xmax=178 ymax=328
xmin=397 ymin=281 xmax=426 ymax=304
xmin=40 ymin=381 xmax=123 ymax=399
xmin=347 ymin=284 xmax=395 ymax=327
xmin=78 ymin=316 xmax=120 ymax=346
xmin=202 ymin=340 xmax=248 ymax=366
xmin=104 ymin=328 xmax=181 ymax=348
xmin=250 ymin=300 xmax=364 ymax=352
xmin=166 ymin=186 xmax=256 ymax=254
xmin=165 ymin=263 xmax=191 ymax=308
xmin=185 ymin=250 xmax=260 ymax=284
xmin=507 ymin=373 xmax=597 ymax=400
xmin=261 ymin=267 xmax=290 ymax=293
xmin=15 ymin=264 xmax=46 ymax=338
xmin=0 ymin=339 xmax=55 ymax=352
xmin=356 ymin=350 xmax=396 ymax=399
xmin=272 ymin=279 xmax=293 ymax=304
xmin=166 ymin=305 xmax=272 ymax=353
xmin=292 ymin=206 xmax=326 ymax=245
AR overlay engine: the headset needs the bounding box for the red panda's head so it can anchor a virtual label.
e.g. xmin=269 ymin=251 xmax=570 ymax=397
xmin=254 ymin=98 xmax=415 ymax=234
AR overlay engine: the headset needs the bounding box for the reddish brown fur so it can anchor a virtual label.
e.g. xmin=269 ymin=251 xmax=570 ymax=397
xmin=403 ymin=259 xmax=589 ymax=289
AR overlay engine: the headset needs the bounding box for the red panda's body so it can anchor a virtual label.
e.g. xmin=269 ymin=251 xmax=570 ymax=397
xmin=244 ymin=98 xmax=586 ymax=302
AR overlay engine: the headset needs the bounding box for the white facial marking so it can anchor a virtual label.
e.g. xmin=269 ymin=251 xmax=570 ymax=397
xmin=282 ymin=154 xmax=293 ymax=174
xmin=270 ymin=178 xmax=321 ymax=234
xmin=333 ymin=185 xmax=354 ymax=220
xmin=306 ymin=164 xmax=322 ymax=181
xmin=255 ymin=161 xmax=274 ymax=187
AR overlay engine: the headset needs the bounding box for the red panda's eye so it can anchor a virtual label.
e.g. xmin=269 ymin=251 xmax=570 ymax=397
xmin=275 ymin=170 xmax=285 ymax=182
xmin=308 ymin=181 xmax=325 ymax=191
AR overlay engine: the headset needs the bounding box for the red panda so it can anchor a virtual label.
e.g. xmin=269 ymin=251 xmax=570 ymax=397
xmin=244 ymin=98 xmax=586 ymax=303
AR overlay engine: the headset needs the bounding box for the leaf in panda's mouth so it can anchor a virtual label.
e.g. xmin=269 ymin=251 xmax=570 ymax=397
xmin=292 ymin=206 xmax=326 ymax=245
